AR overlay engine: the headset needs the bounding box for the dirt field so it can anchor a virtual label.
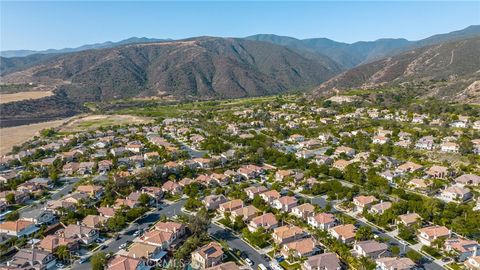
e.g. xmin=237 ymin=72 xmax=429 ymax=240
xmin=0 ymin=91 xmax=53 ymax=104
xmin=60 ymin=114 xmax=153 ymax=132
xmin=0 ymin=118 xmax=68 ymax=155
xmin=0 ymin=114 xmax=152 ymax=155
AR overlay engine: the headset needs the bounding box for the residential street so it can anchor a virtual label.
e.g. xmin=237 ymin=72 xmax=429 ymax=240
xmin=334 ymin=205 xmax=445 ymax=270
xmin=71 ymin=199 xmax=186 ymax=270
xmin=208 ymin=223 xmax=269 ymax=269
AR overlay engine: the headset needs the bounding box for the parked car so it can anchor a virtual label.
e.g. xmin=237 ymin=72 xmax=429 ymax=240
xmin=119 ymin=243 xmax=127 ymax=249
xmin=245 ymin=258 xmax=254 ymax=266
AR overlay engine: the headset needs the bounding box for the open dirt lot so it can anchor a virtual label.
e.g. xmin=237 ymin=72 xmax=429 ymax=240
xmin=0 ymin=91 xmax=53 ymax=104
xmin=0 ymin=114 xmax=152 ymax=155
xmin=0 ymin=118 xmax=68 ymax=155
xmin=60 ymin=114 xmax=153 ymax=132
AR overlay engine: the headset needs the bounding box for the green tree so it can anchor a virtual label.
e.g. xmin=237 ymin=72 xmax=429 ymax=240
xmin=55 ymin=245 xmax=70 ymax=262
xmin=138 ymin=194 xmax=151 ymax=206
xmin=91 ymin=252 xmax=106 ymax=270
xmin=355 ymin=226 xmax=373 ymax=241
xmin=5 ymin=193 xmax=15 ymax=205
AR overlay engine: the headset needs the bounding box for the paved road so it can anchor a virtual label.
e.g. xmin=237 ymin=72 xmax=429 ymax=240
xmin=209 ymin=223 xmax=269 ymax=269
xmin=335 ymin=206 xmax=444 ymax=270
xmin=71 ymin=199 xmax=186 ymax=270
xmin=19 ymin=177 xmax=79 ymax=216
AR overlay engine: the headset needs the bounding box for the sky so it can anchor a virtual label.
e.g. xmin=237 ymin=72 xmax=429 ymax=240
xmin=1 ymin=1 xmax=479 ymax=51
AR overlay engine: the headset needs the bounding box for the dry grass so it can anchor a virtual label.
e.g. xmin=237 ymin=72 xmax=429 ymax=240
xmin=0 ymin=91 xmax=53 ymax=104
xmin=0 ymin=119 xmax=68 ymax=155
xmin=60 ymin=114 xmax=153 ymax=132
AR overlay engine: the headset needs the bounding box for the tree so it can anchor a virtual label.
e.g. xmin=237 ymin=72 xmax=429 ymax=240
xmin=5 ymin=193 xmax=15 ymax=205
xmin=55 ymin=245 xmax=70 ymax=262
xmin=91 ymin=252 xmax=106 ymax=270
xmin=188 ymin=208 xmax=211 ymax=236
xmin=5 ymin=211 xmax=19 ymax=221
xmin=406 ymin=250 xmax=422 ymax=263
xmin=355 ymin=226 xmax=373 ymax=241
xmin=390 ymin=245 xmax=400 ymax=257
xmin=138 ymin=193 xmax=151 ymax=206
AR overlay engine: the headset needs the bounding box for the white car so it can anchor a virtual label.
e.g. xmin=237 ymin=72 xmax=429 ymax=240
xmin=245 ymin=258 xmax=253 ymax=266
xmin=119 ymin=243 xmax=127 ymax=249
xmin=55 ymin=263 xmax=64 ymax=269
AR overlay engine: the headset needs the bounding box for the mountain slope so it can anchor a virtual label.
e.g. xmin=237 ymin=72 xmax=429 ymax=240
xmin=1 ymin=37 xmax=341 ymax=102
xmin=246 ymin=25 xmax=480 ymax=69
xmin=312 ymin=37 xmax=480 ymax=101
xmin=0 ymin=37 xmax=170 ymax=58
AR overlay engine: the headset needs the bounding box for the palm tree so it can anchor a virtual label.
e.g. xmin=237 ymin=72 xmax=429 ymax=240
xmin=55 ymin=245 xmax=70 ymax=262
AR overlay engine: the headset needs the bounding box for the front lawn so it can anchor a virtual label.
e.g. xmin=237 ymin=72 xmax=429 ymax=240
xmin=280 ymin=261 xmax=301 ymax=270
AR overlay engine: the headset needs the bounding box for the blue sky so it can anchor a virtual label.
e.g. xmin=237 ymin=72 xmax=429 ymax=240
xmin=1 ymin=1 xmax=479 ymax=51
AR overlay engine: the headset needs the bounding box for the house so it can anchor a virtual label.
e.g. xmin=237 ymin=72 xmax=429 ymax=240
xmin=244 ymin=186 xmax=268 ymax=200
xmin=98 ymin=160 xmax=113 ymax=173
xmin=281 ymin=237 xmax=318 ymax=259
xmin=417 ymin=225 xmax=451 ymax=246
xmin=440 ymin=185 xmax=473 ymax=202
xmin=76 ymin=185 xmax=104 ymax=199
xmin=191 ymin=242 xmax=224 ymax=269
xmin=426 ymin=165 xmax=449 ymax=179
xmin=289 ymin=134 xmax=305 ymax=142
xmin=332 ymin=159 xmax=350 ymax=171
xmin=275 ymin=170 xmax=294 ymax=182
xmin=464 ymin=256 xmax=480 ymax=270
xmin=108 ymin=255 xmax=149 ymax=270
xmin=127 ymin=242 xmax=164 ymax=262
xmin=82 ymin=215 xmax=108 ymax=229
xmin=0 ymin=220 xmax=38 ymax=237
xmin=260 ymin=190 xmax=281 ymax=204
xmin=19 ymin=209 xmax=55 ymax=225
xmin=408 ymin=178 xmax=432 ymax=191
xmin=273 ymin=196 xmax=298 ymax=212
xmin=38 ymin=235 xmax=78 ymax=253
xmin=230 ymin=205 xmax=259 ymax=221
xmin=415 ymin=136 xmax=435 ymax=150
xmin=205 ymin=262 xmax=239 ymax=270
xmin=397 ymin=213 xmax=421 ymax=227
xmin=445 ymin=238 xmax=480 ymax=262
xmin=375 ymin=257 xmax=416 ymax=270
xmin=60 ymin=224 xmax=99 ymax=245
xmin=45 ymin=200 xmax=76 ymax=214
xmin=98 ymin=207 xmax=116 ymax=218
xmin=334 ymin=146 xmax=355 ymax=157
xmin=76 ymin=162 xmax=95 ymax=175
xmin=395 ymin=162 xmax=423 ymax=174
xmin=161 ymin=181 xmax=182 ymax=195
xmin=0 ymin=190 xmax=29 ymax=204
xmin=308 ymin=213 xmax=337 ymax=230
xmin=328 ymin=224 xmax=356 ymax=244
xmin=441 ymin=142 xmax=459 ymax=153
xmin=373 ymin=136 xmax=389 ymax=145
xmin=218 ymin=199 xmax=243 ymax=216
xmin=455 ymin=174 xmax=480 ymax=186
xmin=291 ymin=203 xmax=315 ymax=219
xmin=7 ymin=248 xmax=56 ymax=270
xmin=353 ymin=240 xmax=388 ymax=258
xmin=369 ymin=201 xmax=392 ymax=215
xmin=353 ymin=195 xmax=376 ymax=212
xmin=301 ymin=252 xmax=341 ymax=270
xmin=63 ymin=162 xmax=80 ymax=175
xmin=203 ymin=195 xmax=228 ymax=210
xmin=272 ymin=225 xmax=307 ymax=244
xmin=140 ymin=186 xmax=163 ymax=201
xmin=126 ymin=141 xmax=144 ymax=153
xmin=248 ymin=213 xmax=278 ymax=232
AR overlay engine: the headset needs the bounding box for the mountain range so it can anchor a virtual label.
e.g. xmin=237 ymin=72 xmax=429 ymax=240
xmin=1 ymin=25 xmax=480 ymax=126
